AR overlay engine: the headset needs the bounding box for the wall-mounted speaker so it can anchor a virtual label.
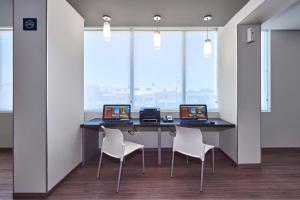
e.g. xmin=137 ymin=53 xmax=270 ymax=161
xmin=247 ymin=27 xmax=255 ymax=43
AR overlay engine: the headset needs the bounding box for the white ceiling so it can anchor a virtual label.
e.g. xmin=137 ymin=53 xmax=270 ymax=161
xmin=67 ymin=0 xmax=249 ymax=27
xmin=262 ymin=0 xmax=300 ymax=30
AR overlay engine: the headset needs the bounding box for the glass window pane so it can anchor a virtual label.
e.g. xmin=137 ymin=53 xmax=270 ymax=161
xmin=261 ymin=30 xmax=271 ymax=112
xmin=0 ymin=30 xmax=13 ymax=111
xmin=185 ymin=31 xmax=218 ymax=111
xmin=133 ymin=31 xmax=183 ymax=110
xmin=84 ymin=31 xmax=131 ymax=111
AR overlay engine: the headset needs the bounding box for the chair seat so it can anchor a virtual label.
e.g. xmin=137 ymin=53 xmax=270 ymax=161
xmin=175 ymin=144 xmax=214 ymax=160
xmin=204 ymin=144 xmax=214 ymax=153
xmin=124 ymin=141 xmax=144 ymax=156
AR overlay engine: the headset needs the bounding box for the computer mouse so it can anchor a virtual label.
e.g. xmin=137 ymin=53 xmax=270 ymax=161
xmin=209 ymin=121 xmax=215 ymax=125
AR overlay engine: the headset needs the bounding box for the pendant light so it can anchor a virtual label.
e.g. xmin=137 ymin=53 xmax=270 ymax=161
xmin=102 ymin=15 xmax=111 ymax=42
xmin=153 ymin=15 xmax=161 ymax=50
xmin=203 ymin=15 xmax=212 ymax=58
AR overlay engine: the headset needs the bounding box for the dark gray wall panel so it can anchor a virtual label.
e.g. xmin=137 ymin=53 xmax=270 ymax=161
xmin=261 ymin=30 xmax=300 ymax=147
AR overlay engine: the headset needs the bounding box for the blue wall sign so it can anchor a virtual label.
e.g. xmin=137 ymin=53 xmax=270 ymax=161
xmin=23 ymin=18 xmax=37 ymax=31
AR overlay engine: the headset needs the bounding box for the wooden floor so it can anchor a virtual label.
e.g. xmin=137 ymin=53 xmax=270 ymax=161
xmin=1 ymin=149 xmax=300 ymax=199
xmin=0 ymin=150 xmax=13 ymax=200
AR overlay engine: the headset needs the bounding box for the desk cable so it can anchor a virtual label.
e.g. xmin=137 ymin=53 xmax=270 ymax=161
xmin=127 ymin=126 xmax=137 ymax=135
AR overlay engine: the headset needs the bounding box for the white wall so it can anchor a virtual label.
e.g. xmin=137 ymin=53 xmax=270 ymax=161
xmin=261 ymin=30 xmax=300 ymax=147
xmin=0 ymin=0 xmax=12 ymax=27
xmin=218 ymin=0 xmax=296 ymax=164
xmin=219 ymin=0 xmax=265 ymax=123
xmin=13 ymin=0 xmax=84 ymax=193
xmin=237 ymin=24 xmax=261 ymax=164
xmin=47 ymin=0 xmax=84 ymax=191
xmin=218 ymin=0 xmax=265 ymax=163
xmin=13 ymin=0 xmax=47 ymax=193
xmin=218 ymin=25 xmax=238 ymax=162
xmin=0 ymin=113 xmax=12 ymax=147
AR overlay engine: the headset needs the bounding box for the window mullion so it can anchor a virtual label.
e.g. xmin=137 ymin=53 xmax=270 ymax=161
xmin=130 ymin=29 xmax=134 ymax=107
xmin=182 ymin=31 xmax=186 ymax=104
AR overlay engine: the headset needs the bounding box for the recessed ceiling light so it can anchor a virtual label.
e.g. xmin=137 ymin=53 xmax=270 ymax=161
xmin=153 ymin=15 xmax=162 ymax=22
xmin=203 ymin=15 xmax=212 ymax=21
xmin=103 ymin=15 xmax=111 ymax=21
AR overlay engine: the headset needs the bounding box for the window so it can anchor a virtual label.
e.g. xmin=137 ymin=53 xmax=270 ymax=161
xmin=261 ymin=30 xmax=271 ymax=112
xmin=185 ymin=31 xmax=218 ymax=110
xmin=0 ymin=30 xmax=13 ymax=111
xmin=84 ymin=30 xmax=218 ymax=111
xmin=84 ymin=31 xmax=131 ymax=111
xmin=134 ymin=31 xmax=183 ymax=109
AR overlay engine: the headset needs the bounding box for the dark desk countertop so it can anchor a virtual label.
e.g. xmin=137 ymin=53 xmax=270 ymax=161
xmin=81 ymin=118 xmax=235 ymax=129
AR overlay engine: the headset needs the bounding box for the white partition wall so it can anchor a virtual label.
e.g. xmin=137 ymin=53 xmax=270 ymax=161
xmin=47 ymin=0 xmax=84 ymax=190
xmin=13 ymin=0 xmax=48 ymax=193
xmin=237 ymin=24 xmax=261 ymax=164
xmin=218 ymin=0 xmax=265 ymax=164
xmin=217 ymin=0 xmax=296 ymax=164
xmin=13 ymin=0 xmax=84 ymax=196
xmin=218 ymin=25 xmax=238 ymax=163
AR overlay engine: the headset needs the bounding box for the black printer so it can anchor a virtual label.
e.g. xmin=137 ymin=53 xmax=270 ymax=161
xmin=139 ymin=108 xmax=161 ymax=123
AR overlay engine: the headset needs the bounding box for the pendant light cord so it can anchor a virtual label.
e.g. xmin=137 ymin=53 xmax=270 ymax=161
xmin=206 ymin=24 xmax=209 ymax=40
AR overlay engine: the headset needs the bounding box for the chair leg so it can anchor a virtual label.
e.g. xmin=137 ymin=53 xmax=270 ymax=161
xmin=96 ymin=152 xmax=103 ymax=179
xmin=171 ymin=151 xmax=175 ymax=177
xmin=116 ymin=161 xmax=123 ymax=193
xmin=186 ymin=156 xmax=189 ymax=165
xmin=212 ymin=148 xmax=215 ymax=173
xmin=200 ymin=160 xmax=204 ymax=192
xmin=142 ymin=148 xmax=145 ymax=174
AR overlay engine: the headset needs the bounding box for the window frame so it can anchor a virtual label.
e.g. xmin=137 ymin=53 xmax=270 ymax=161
xmin=0 ymin=28 xmax=13 ymax=113
xmin=84 ymin=27 xmax=218 ymax=112
xmin=261 ymin=30 xmax=271 ymax=112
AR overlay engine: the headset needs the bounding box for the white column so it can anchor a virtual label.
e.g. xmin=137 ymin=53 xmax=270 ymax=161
xmin=237 ymin=24 xmax=261 ymax=164
xmin=13 ymin=0 xmax=48 ymax=193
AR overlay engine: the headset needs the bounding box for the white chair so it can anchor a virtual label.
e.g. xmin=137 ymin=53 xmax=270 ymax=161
xmin=171 ymin=126 xmax=215 ymax=191
xmin=97 ymin=125 xmax=145 ymax=193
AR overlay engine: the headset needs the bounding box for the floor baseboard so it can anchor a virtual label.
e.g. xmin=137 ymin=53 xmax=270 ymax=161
xmin=13 ymin=193 xmax=48 ymax=199
xmin=0 ymin=147 xmax=13 ymax=151
xmin=218 ymin=148 xmax=238 ymax=166
xmin=13 ymin=162 xmax=81 ymax=199
xmin=262 ymin=147 xmax=300 ymax=152
xmin=47 ymin=162 xmax=81 ymax=196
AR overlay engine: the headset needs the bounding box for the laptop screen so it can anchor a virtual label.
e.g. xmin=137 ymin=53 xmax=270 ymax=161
xmin=180 ymin=104 xmax=208 ymax=120
xmin=102 ymin=105 xmax=131 ymax=120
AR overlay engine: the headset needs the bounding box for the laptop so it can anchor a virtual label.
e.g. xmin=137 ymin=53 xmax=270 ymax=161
xmin=102 ymin=104 xmax=133 ymax=124
xmin=179 ymin=104 xmax=208 ymax=124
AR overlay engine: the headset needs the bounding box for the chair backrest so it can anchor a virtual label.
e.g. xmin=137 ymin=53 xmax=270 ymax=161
xmin=101 ymin=126 xmax=125 ymax=159
xmin=173 ymin=126 xmax=205 ymax=160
